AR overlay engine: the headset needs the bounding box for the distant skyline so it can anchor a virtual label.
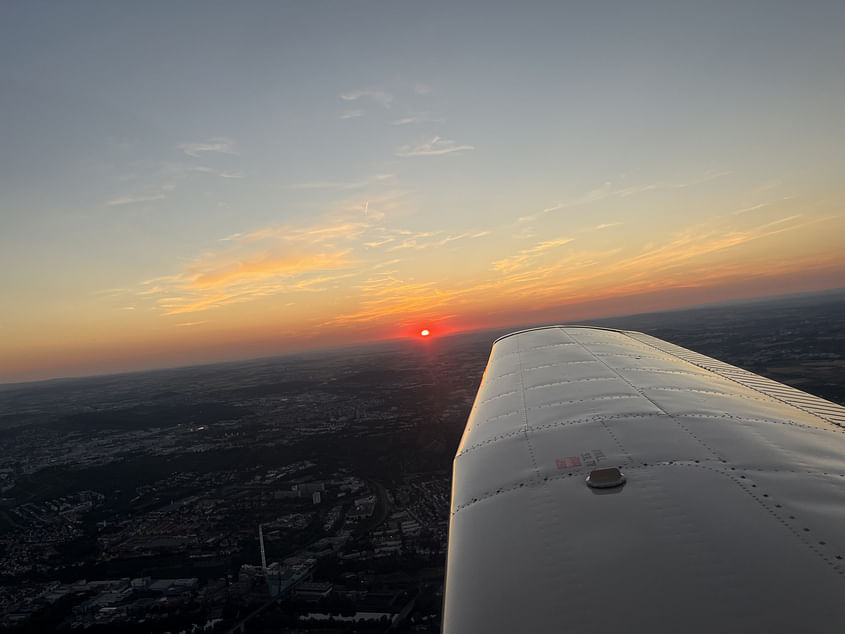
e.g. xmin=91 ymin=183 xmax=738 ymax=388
xmin=2 ymin=2 xmax=844 ymax=383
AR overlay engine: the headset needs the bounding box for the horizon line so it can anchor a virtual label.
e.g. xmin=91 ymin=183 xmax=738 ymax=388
xmin=2 ymin=285 xmax=842 ymax=389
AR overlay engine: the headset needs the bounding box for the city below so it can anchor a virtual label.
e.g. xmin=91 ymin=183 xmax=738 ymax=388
xmin=1 ymin=289 xmax=843 ymax=632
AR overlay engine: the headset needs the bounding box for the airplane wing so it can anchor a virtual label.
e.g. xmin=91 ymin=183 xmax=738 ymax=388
xmin=444 ymin=326 xmax=845 ymax=633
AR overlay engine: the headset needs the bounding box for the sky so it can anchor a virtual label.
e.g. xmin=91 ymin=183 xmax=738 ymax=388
xmin=2 ymin=1 xmax=844 ymax=383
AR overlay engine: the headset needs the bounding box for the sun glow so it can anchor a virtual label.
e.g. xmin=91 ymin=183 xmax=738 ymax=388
xmin=420 ymin=329 xmax=431 ymax=337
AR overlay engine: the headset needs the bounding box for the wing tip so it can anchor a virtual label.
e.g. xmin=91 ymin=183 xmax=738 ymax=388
xmin=492 ymin=324 xmax=634 ymax=345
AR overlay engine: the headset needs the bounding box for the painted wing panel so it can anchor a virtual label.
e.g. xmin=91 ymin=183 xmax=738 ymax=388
xmin=444 ymin=326 xmax=845 ymax=633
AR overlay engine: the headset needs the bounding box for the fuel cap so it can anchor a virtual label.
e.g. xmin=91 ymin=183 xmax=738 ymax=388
xmin=586 ymin=467 xmax=626 ymax=489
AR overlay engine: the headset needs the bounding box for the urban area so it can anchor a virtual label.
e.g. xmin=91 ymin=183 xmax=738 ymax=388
xmin=1 ymin=289 xmax=843 ymax=632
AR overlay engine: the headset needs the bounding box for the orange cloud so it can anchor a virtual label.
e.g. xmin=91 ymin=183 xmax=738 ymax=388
xmin=322 ymin=212 xmax=844 ymax=332
xmin=493 ymin=237 xmax=574 ymax=272
xmin=190 ymin=252 xmax=350 ymax=289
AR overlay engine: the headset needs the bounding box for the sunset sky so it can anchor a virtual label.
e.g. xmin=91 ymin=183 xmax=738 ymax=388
xmin=2 ymin=2 xmax=844 ymax=383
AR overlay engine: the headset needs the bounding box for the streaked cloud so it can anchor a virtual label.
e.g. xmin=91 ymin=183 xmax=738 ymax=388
xmin=189 ymin=253 xmax=351 ymax=291
xmin=131 ymin=184 xmax=498 ymax=319
xmin=134 ymin=192 xmax=402 ymax=315
xmin=493 ymin=237 xmax=574 ymax=273
xmin=122 ymin=170 xmax=841 ymax=349
xmin=732 ymin=202 xmax=770 ymax=215
xmin=107 ymin=193 xmax=166 ymax=206
xmin=390 ymin=112 xmax=441 ymax=126
xmin=340 ymin=109 xmax=363 ymax=119
xmin=286 ymin=180 xmax=366 ymax=191
xmin=328 ymin=213 xmax=838 ymax=331
xmin=599 ymin=214 xmax=811 ymax=281
xmin=92 ymin=287 xmax=132 ymax=296
xmin=285 ymin=174 xmax=395 ymax=191
xmin=396 ymin=136 xmax=474 ymax=157
xmin=584 ymin=222 xmax=623 ymax=232
xmin=178 ymin=137 xmax=236 ymax=158
xmin=108 ymin=158 xmax=242 ymax=208
xmin=542 ymin=171 xmax=731 ymax=214
xmin=339 ymin=90 xmax=393 ymax=107
xmin=158 ymin=161 xmax=242 ymax=181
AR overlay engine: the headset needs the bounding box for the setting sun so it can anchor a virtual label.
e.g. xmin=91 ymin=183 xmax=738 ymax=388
xmin=420 ymin=329 xmax=431 ymax=337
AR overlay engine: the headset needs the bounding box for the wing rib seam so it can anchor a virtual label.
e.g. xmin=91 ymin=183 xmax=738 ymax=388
xmin=566 ymin=330 xmax=724 ymax=462
xmin=626 ymin=332 xmax=844 ymax=429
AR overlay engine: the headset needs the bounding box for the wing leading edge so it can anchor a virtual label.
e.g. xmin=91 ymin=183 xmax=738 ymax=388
xmin=444 ymin=326 xmax=845 ymax=633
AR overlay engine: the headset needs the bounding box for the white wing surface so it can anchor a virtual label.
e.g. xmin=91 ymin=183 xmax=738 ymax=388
xmin=444 ymin=326 xmax=845 ymax=633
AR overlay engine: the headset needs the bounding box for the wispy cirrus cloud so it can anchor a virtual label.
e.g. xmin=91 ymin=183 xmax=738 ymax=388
xmin=493 ymin=237 xmax=574 ymax=273
xmin=107 ymin=193 xmax=166 ymax=206
xmin=189 ymin=253 xmax=351 ymax=291
xmin=396 ymin=136 xmax=474 ymax=157
xmin=134 ymin=191 xmax=416 ymax=315
xmin=92 ymin=287 xmax=132 ymax=296
xmin=284 ymin=173 xmax=395 ymax=191
xmin=340 ymin=109 xmax=363 ymax=120
xmin=108 ymin=151 xmax=242 ymax=207
xmin=136 ymin=216 xmax=362 ymax=315
xmin=542 ymin=170 xmax=731 ymax=214
xmin=597 ymin=214 xmax=812 ymax=281
xmin=439 ymin=231 xmax=489 ymax=245
xmin=287 ymin=180 xmax=367 ymax=191
xmin=326 ymin=213 xmax=836 ymax=331
xmin=131 ymin=185 xmax=496 ymax=320
xmin=390 ymin=112 xmax=441 ymax=126
xmin=126 ymin=187 xmax=841 ymax=333
xmin=382 ymin=229 xmax=489 ymax=252
xmin=732 ymin=202 xmax=769 ymax=215
xmin=325 ymin=276 xmax=476 ymax=327
xmin=339 ymin=90 xmax=393 ymax=107
xmin=146 ymin=247 xmax=354 ymax=316
xmin=584 ymin=222 xmax=623 ymax=232
xmin=160 ymin=162 xmax=243 ymax=180
xmin=730 ymin=197 xmax=795 ymax=215
xmin=178 ymin=137 xmax=236 ymax=158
